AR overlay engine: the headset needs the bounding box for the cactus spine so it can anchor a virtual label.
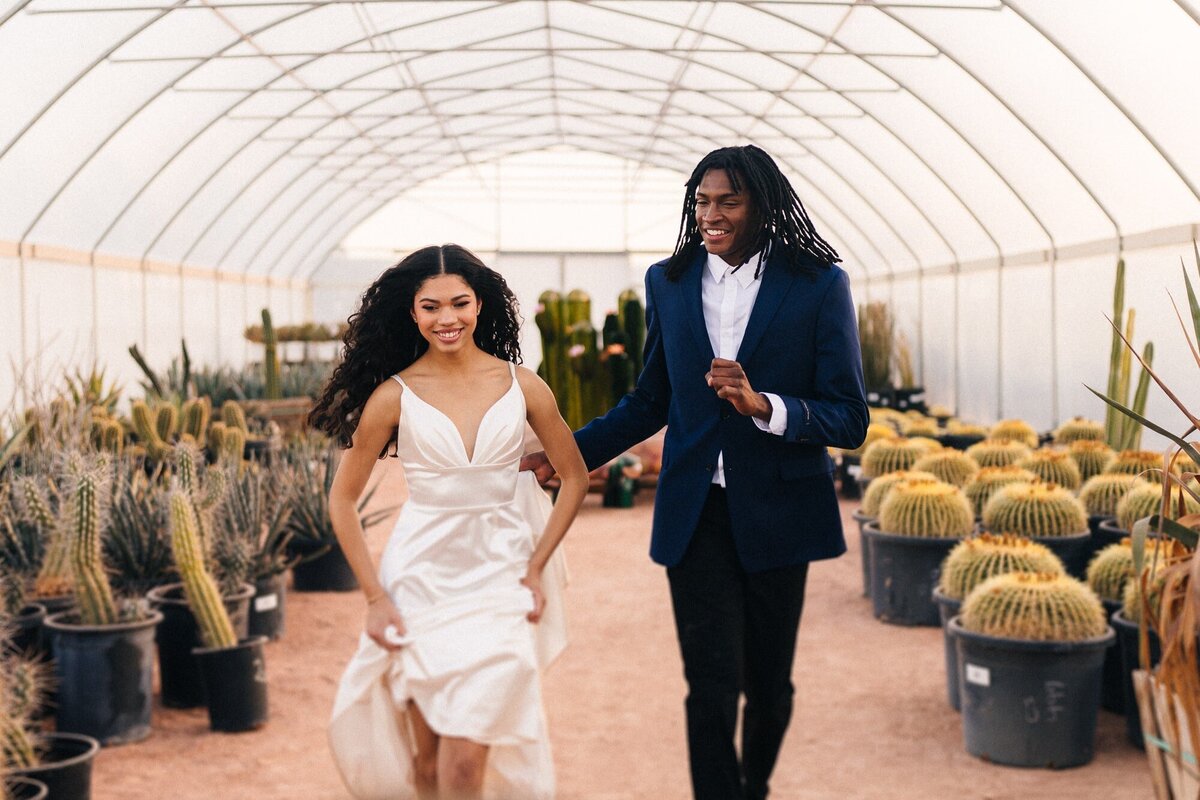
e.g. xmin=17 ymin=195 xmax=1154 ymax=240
xmin=982 ymin=482 xmax=1088 ymax=538
xmin=66 ymin=462 xmax=118 ymax=626
xmin=1106 ymin=449 xmax=1167 ymax=483
xmin=1016 ymin=449 xmax=1082 ymax=491
xmin=912 ymin=450 xmax=979 ymax=488
xmin=988 ymin=419 xmax=1039 ymax=448
xmin=262 ymin=308 xmax=282 ymax=400
xmin=1084 ymin=539 xmax=1172 ymax=603
xmin=1069 ymin=439 xmax=1115 ymax=482
xmin=938 ymin=533 xmax=1064 ymax=600
xmin=1053 ymin=417 xmax=1105 ymax=445
xmin=860 ymin=470 xmax=938 ymax=518
xmin=1078 ymin=473 xmax=1146 ymax=518
xmin=966 ymin=438 xmax=1032 ymax=469
xmin=19 ymin=478 xmax=71 ymax=597
xmin=877 ymin=479 xmax=974 ymax=538
xmin=861 ymin=436 xmax=939 ymax=479
xmin=168 ymin=490 xmax=237 ymax=649
xmin=961 ymin=572 xmax=1107 ymax=641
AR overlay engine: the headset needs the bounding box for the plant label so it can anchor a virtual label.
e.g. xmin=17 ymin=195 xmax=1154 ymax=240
xmin=255 ymin=593 xmax=279 ymax=612
xmin=965 ymin=663 xmax=990 ymax=687
xmin=847 ymin=464 xmax=862 ymax=478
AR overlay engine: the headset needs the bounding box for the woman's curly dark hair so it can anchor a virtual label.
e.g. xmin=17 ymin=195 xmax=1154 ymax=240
xmin=308 ymin=244 xmax=522 ymax=456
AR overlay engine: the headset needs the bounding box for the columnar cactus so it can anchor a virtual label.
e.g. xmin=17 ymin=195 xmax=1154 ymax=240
xmin=618 ymin=288 xmax=645 ymax=378
xmin=1105 ymin=449 xmax=1167 ymax=484
xmin=982 ymin=482 xmax=1088 ymax=538
xmin=18 ymin=477 xmax=71 ymax=598
xmin=1078 ymin=473 xmax=1147 ymax=518
xmin=1069 ymin=439 xmax=1116 ymax=482
xmin=168 ymin=489 xmax=237 ymax=650
xmin=64 ymin=460 xmax=118 ymax=625
xmin=262 ymin=308 xmax=282 ymax=400
xmin=988 ymin=419 xmax=1039 ymax=449
xmin=861 ymin=436 xmax=939 ymax=478
xmin=130 ymin=400 xmax=169 ymax=460
xmin=207 ymin=421 xmax=227 ymax=456
xmin=961 ymin=572 xmax=1107 ymax=641
xmin=221 ymin=400 xmax=248 ymax=434
xmin=182 ymin=397 xmax=211 ymax=441
xmin=535 ymin=290 xmax=567 ymax=415
xmin=860 ymin=469 xmax=938 ymax=517
xmin=155 ymin=402 xmax=178 ymax=443
xmin=965 ymin=438 xmax=1032 ymax=469
xmin=1 ymin=689 xmax=37 ymax=769
xmin=912 ymin=450 xmax=979 ymax=488
xmin=938 ymin=533 xmax=1065 ymax=600
xmin=963 ymin=466 xmax=1037 ymax=517
xmin=1053 ymin=417 xmax=1105 ymax=445
xmin=1016 ymin=449 xmax=1083 ymax=491
xmin=877 ymin=479 xmax=974 ymax=538
xmin=1116 ymin=482 xmax=1200 ymax=532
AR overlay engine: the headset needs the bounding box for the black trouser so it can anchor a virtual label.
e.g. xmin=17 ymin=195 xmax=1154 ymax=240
xmin=666 ymin=486 xmax=809 ymax=800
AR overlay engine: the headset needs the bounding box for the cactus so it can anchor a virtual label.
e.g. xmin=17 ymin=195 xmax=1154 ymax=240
xmin=535 ymin=290 xmax=567 ymax=416
xmin=901 ymin=417 xmax=939 ymax=438
xmin=220 ymin=426 xmax=246 ymax=468
xmin=221 ymin=400 xmax=248 ymax=434
xmin=860 ymin=469 xmax=938 ymax=517
xmin=1068 ymin=439 xmax=1115 ymax=482
xmin=877 ymin=479 xmax=974 ymax=538
xmin=961 ymin=572 xmax=1107 ymax=641
xmin=168 ymin=490 xmax=237 ymax=649
xmin=1078 ymin=473 xmax=1147 ymax=518
xmin=861 ymin=436 xmax=939 ymax=479
xmin=988 ymin=419 xmax=1039 ymax=449
xmin=965 ymin=438 xmax=1032 ymax=469
xmin=982 ymin=482 xmax=1088 ymax=538
xmin=207 ymin=421 xmax=227 ymax=456
xmin=938 ymin=533 xmax=1065 ymax=600
xmin=130 ymin=400 xmax=169 ymax=460
xmin=619 ymin=289 xmax=645 ymax=378
xmin=839 ymin=422 xmax=894 ymax=458
xmin=65 ymin=460 xmax=118 ymax=625
xmin=1085 ymin=538 xmax=1172 ymax=603
xmin=155 ymin=402 xmax=178 ymax=442
xmin=1105 ymin=449 xmax=1169 ymax=484
xmin=912 ymin=450 xmax=978 ymax=488
xmin=182 ymin=396 xmax=211 ymax=441
xmin=98 ymin=418 xmax=123 ymax=455
xmin=1016 ymin=449 xmax=1082 ymax=491
xmin=1116 ymin=482 xmax=1200 ymax=533
xmin=17 ymin=477 xmax=71 ymax=598
xmin=261 ymin=308 xmax=282 ymax=400
xmin=1053 ymin=417 xmax=1105 ymax=445
xmin=1119 ymin=538 xmax=1186 ymax=623
xmin=565 ymin=289 xmax=591 ymax=326
xmin=0 ymin=682 xmax=38 ymax=769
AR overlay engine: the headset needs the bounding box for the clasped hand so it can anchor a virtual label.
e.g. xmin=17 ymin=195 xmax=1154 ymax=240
xmin=706 ymin=358 xmax=770 ymax=420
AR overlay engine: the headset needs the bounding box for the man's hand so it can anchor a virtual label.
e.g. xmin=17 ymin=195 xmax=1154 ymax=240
xmin=706 ymin=358 xmax=772 ymax=421
xmin=519 ymin=450 xmax=557 ymax=484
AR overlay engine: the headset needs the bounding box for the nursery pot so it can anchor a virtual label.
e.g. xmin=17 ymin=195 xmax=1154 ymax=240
xmin=9 ymin=602 xmax=46 ymax=655
xmin=1030 ymin=531 xmax=1093 ymax=580
xmin=936 ymin=433 xmax=985 ymax=451
xmin=932 ymin=588 xmax=963 ymax=711
xmin=147 ymin=582 xmax=254 ymax=708
xmin=9 ymin=732 xmax=98 ymax=800
xmin=1112 ymin=609 xmax=1161 ymax=749
xmin=949 ymin=617 xmax=1114 ymax=769
xmin=42 ymin=611 xmax=162 ymax=746
xmin=192 ymin=635 xmax=269 ymax=733
xmin=248 ymin=572 xmax=287 ymax=641
xmin=1099 ymin=599 xmax=1124 ymax=714
xmin=291 ymin=542 xmax=359 ymax=592
xmin=838 ymin=454 xmax=863 ymax=499
xmin=1093 ymin=518 xmax=1127 ymax=552
xmin=852 ymin=510 xmax=875 ymax=599
xmin=5 ymin=776 xmax=48 ymax=800
xmin=862 ymin=523 xmax=959 ymax=627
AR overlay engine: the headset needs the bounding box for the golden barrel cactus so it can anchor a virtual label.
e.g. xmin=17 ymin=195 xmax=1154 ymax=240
xmin=860 ymin=469 xmax=938 ymax=518
xmin=966 ymin=438 xmax=1032 ymax=469
xmin=938 ymin=534 xmax=1065 ymax=601
xmin=861 ymin=436 xmax=940 ymax=479
xmin=1016 ymin=449 xmax=1082 ymax=491
xmin=1078 ymin=473 xmax=1147 ymax=518
xmin=1069 ymin=440 xmax=1115 ymax=482
xmin=982 ymin=482 xmax=1088 ymax=538
xmin=961 ymin=572 xmax=1107 ymax=641
xmin=877 ymin=479 xmax=974 ymax=538
xmin=963 ymin=466 xmax=1037 ymax=517
xmin=988 ymin=419 xmax=1039 ymax=449
xmin=1052 ymin=417 xmax=1105 ymax=445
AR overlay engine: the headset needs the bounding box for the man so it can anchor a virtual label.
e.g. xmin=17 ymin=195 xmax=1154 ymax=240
xmin=523 ymin=145 xmax=868 ymax=799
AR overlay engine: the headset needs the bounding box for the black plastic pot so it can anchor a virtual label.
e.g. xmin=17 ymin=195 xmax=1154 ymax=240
xmin=852 ymin=510 xmax=875 ymax=599
xmin=1093 ymin=517 xmax=1128 ymax=550
xmin=1099 ymin=598 xmax=1124 ymax=713
xmin=949 ymin=617 xmax=1114 ymax=768
xmin=838 ymin=454 xmax=863 ymax=499
xmin=933 ymin=588 xmax=963 ymax=711
xmin=147 ymin=582 xmax=254 ymax=709
xmin=243 ymin=437 xmax=280 ymax=466
xmin=1112 ymin=608 xmax=1161 ymax=749
xmin=9 ymin=603 xmax=46 ymax=655
xmin=937 ymin=433 xmax=985 ymax=451
xmin=291 ymin=542 xmax=358 ymax=592
xmin=5 ymin=776 xmax=48 ymax=800
xmin=248 ymin=573 xmax=287 ymax=641
xmin=43 ymin=612 xmax=161 ymax=745
xmin=1030 ymin=531 xmax=1092 ymax=580
xmin=9 ymin=732 xmax=99 ymax=800
xmin=863 ymin=523 xmax=960 ymax=627
xmin=193 ymin=636 xmax=269 ymax=732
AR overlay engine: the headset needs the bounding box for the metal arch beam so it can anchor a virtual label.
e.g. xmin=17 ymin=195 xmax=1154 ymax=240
xmin=0 ymin=1 xmax=33 ymax=29
xmin=1005 ymin=0 xmax=1200 ymax=206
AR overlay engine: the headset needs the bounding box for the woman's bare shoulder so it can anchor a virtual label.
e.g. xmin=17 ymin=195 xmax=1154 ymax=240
xmin=362 ymin=377 xmax=402 ymax=420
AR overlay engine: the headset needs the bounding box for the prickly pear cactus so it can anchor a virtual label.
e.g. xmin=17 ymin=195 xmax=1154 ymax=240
xmin=861 ymin=436 xmax=939 ymax=479
xmin=1069 ymin=439 xmax=1115 ymax=482
xmin=963 ymin=466 xmax=1037 ymax=518
xmin=1053 ymin=417 xmax=1105 ymax=445
xmin=1116 ymin=482 xmax=1200 ymax=533
xmin=877 ymin=479 xmax=974 ymax=538
xmin=982 ymin=481 xmax=1088 ymax=538
xmin=1078 ymin=473 xmax=1147 ymax=518
xmin=988 ymin=419 xmax=1039 ymax=449
xmin=938 ymin=533 xmax=1064 ymax=601
xmin=965 ymin=438 xmax=1032 ymax=469
xmin=912 ymin=450 xmax=979 ymax=488
xmin=1016 ymin=449 xmax=1082 ymax=491
xmin=860 ymin=469 xmax=938 ymax=518
xmin=961 ymin=572 xmax=1107 ymax=641
xmin=1105 ymin=450 xmax=1168 ymax=484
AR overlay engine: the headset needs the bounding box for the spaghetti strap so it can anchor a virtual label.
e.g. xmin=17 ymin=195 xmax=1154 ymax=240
xmin=390 ymin=374 xmax=406 ymax=389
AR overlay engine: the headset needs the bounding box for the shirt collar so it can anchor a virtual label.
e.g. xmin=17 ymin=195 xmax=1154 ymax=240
xmin=707 ymin=250 xmax=764 ymax=288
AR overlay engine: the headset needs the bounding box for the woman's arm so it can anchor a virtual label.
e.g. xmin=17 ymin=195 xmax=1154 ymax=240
xmin=328 ymin=379 xmax=407 ymax=649
xmin=518 ymin=366 xmax=588 ymax=621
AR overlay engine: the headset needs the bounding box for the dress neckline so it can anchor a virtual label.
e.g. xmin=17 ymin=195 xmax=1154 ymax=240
xmin=393 ymin=363 xmax=518 ymax=464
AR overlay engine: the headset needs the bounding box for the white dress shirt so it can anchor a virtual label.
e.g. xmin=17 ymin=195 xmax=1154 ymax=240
xmin=702 ymin=250 xmax=788 ymax=486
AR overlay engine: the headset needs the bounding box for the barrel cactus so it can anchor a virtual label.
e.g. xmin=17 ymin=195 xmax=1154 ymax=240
xmin=1016 ymin=449 xmax=1082 ymax=491
xmin=938 ymin=533 xmax=1064 ymax=601
xmin=877 ymin=479 xmax=974 ymax=538
xmin=1085 ymin=538 xmax=1172 ymax=603
xmin=1078 ymin=473 xmax=1147 ymax=518
xmin=842 ymin=422 xmax=900 ymax=458
xmin=901 ymin=417 xmax=939 ymax=438
xmin=966 ymin=438 xmax=1032 ymax=469
xmin=860 ymin=469 xmax=938 ymax=517
xmin=1116 ymin=482 xmax=1200 ymax=532
xmin=861 ymin=436 xmax=939 ymax=479
xmin=989 ymin=419 xmax=1039 ymax=449
xmin=982 ymin=482 xmax=1088 ymax=538
xmin=1105 ymin=449 xmax=1167 ymax=484
xmin=961 ymin=572 xmax=1107 ymax=641
xmin=912 ymin=450 xmax=979 ymax=488
xmin=1069 ymin=439 xmax=1116 ymax=482
xmin=947 ymin=420 xmax=988 ymax=439
xmin=1120 ymin=539 xmax=1187 ymax=624
xmin=963 ymin=466 xmax=1037 ymax=517
xmin=1053 ymin=417 xmax=1105 ymax=445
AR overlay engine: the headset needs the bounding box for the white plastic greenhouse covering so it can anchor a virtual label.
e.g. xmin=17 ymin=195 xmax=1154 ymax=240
xmin=2 ymin=0 xmax=1199 ymax=440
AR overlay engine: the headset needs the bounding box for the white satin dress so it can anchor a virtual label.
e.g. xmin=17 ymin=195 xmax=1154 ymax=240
xmin=329 ymin=363 xmax=568 ymax=800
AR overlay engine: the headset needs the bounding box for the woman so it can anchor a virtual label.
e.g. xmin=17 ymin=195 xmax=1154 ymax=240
xmin=310 ymin=244 xmax=588 ymax=800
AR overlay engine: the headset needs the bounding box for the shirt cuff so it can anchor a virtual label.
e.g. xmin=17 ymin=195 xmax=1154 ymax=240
xmin=753 ymin=393 xmax=788 ymax=436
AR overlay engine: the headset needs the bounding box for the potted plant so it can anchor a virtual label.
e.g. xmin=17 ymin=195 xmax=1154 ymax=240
xmin=833 ymin=422 xmax=894 ymax=499
xmin=981 ymin=482 xmax=1091 ymax=578
xmin=1015 ymin=449 xmax=1082 ymax=491
xmin=987 ymin=419 xmax=1039 ymax=449
xmin=938 ymin=420 xmax=988 ymax=451
xmin=1067 ymin=439 xmax=1115 ymax=482
xmin=1079 ymin=473 xmax=1147 ymax=547
xmin=912 ymin=449 xmax=978 ymax=488
xmin=965 ymin=438 xmax=1031 ymax=469
xmin=1052 ymin=417 xmax=1105 ymax=446
xmin=854 ymin=469 xmax=937 ymax=598
xmin=862 ymin=478 xmax=974 ymax=626
xmin=962 ymin=465 xmax=1037 ymax=520
xmin=933 ymin=534 xmax=1064 ymax=710
xmin=948 ymin=572 xmax=1114 ymax=768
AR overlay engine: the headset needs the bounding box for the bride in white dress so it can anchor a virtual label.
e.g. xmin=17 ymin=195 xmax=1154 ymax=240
xmin=308 ymin=244 xmax=588 ymax=799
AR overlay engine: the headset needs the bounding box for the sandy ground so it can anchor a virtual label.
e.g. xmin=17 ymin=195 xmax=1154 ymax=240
xmin=89 ymin=459 xmax=1152 ymax=799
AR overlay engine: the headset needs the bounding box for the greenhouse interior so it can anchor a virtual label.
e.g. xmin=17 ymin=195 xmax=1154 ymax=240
xmin=1 ymin=1 xmax=1199 ymax=798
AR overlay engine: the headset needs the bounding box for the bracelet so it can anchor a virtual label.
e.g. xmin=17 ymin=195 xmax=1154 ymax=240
xmin=365 ymin=590 xmax=387 ymax=605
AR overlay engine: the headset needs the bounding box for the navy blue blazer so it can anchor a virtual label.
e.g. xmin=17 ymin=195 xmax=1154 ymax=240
xmin=574 ymin=249 xmax=869 ymax=572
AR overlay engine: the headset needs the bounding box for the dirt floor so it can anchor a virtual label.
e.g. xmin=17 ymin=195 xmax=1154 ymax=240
xmin=90 ymin=459 xmax=1152 ymax=799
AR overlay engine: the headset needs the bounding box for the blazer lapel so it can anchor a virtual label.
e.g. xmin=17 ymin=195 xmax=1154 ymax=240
xmin=736 ymin=255 xmax=796 ymax=364
xmin=680 ymin=252 xmax=715 ymax=361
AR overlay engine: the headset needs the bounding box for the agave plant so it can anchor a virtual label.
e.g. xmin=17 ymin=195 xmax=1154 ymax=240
xmin=215 ymin=465 xmax=295 ymax=584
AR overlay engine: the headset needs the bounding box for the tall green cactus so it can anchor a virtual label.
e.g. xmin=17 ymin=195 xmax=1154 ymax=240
xmin=221 ymin=400 xmax=248 ymax=433
xmin=155 ymin=402 xmax=178 ymax=442
xmin=182 ymin=397 xmax=211 ymax=441
xmin=262 ymin=308 xmax=282 ymax=400
xmin=877 ymin=479 xmax=974 ymax=538
xmin=619 ymin=289 xmax=645 ymax=378
xmin=565 ymin=289 xmax=591 ymax=326
xmin=20 ymin=477 xmax=72 ymax=598
xmin=1104 ymin=259 xmax=1153 ymax=450
xmin=130 ymin=400 xmax=169 ymax=460
xmin=65 ymin=461 xmax=118 ymax=626
xmin=534 ymin=290 xmax=567 ymax=416
xmin=168 ymin=490 xmax=237 ymax=650
xmin=961 ymin=572 xmax=1107 ymax=641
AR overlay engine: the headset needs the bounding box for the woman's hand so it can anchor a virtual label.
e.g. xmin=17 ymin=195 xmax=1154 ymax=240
xmin=521 ymin=569 xmax=546 ymax=623
xmin=365 ymin=593 xmax=408 ymax=651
